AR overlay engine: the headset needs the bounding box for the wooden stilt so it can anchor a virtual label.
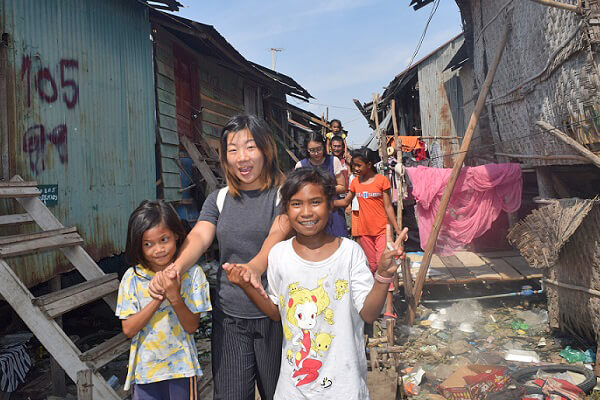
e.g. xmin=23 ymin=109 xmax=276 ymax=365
xmin=50 ymin=276 xmax=66 ymax=397
xmin=391 ymin=100 xmax=416 ymax=322
xmin=411 ymin=25 xmax=511 ymax=315
xmin=370 ymin=347 xmax=378 ymax=371
xmin=595 ymin=347 xmax=600 ymax=377
xmin=535 ymin=167 xmax=556 ymax=199
xmin=386 ymin=318 xmax=395 ymax=347
xmin=77 ymin=369 xmax=93 ymax=400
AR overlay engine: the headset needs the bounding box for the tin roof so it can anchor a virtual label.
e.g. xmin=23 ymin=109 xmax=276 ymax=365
xmin=151 ymin=10 xmax=313 ymax=101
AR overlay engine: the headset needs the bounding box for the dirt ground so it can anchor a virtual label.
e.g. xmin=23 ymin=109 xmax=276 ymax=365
xmin=4 ymin=280 xmax=599 ymax=399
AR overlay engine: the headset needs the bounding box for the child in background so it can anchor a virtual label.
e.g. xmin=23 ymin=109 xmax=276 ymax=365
xmin=224 ymin=168 xmax=407 ymax=399
xmin=325 ymin=119 xmax=348 ymax=158
xmin=116 ymin=200 xmax=211 ymax=399
xmin=335 ymin=148 xmax=402 ymax=319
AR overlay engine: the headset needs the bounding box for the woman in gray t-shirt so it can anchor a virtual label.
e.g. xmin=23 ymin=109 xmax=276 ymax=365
xmin=149 ymin=114 xmax=290 ymax=400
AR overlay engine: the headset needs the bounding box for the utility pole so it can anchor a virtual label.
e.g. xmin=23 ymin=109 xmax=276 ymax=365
xmin=270 ymin=48 xmax=284 ymax=71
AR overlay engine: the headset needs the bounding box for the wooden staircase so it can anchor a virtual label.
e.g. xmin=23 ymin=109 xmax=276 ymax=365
xmin=0 ymin=177 xmax=129 ymax=399
xmin=181 ymin=127 xmax=226 ymax=197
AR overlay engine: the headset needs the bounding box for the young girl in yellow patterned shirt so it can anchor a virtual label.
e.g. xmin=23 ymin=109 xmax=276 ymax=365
xmin=116 ymin=200 xmax=211 ymax=399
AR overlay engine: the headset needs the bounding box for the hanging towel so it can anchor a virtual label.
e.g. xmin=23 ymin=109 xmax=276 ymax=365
xmin=406 ymin=164 xmax=522 ymax=254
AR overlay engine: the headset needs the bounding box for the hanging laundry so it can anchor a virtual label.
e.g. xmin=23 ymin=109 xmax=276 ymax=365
xmin=406 ymin=164 xmax=522 ymax=254
xmin=0 ymin=335 xmax=33 ymax=392
xmin=413 ymin=139 xmax=427 ymax=161
xmin=396 ymin=136 xmax=423 ymax=152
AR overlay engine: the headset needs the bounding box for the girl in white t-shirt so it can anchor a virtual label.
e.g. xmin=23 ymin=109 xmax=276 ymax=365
xmin=224 ymin=168 xmax=408 ymax=399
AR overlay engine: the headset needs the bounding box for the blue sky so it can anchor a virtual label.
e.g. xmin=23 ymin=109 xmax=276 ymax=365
xmin=171 ymin=0 xmax=463 ymax=147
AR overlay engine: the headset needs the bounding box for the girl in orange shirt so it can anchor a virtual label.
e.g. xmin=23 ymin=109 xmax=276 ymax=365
xmin=336 ymin=148 xmax=402 ymax=318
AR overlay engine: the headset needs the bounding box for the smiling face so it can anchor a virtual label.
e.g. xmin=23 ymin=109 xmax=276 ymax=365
xmin=287 ymin=182 xmax=330 ymax=238
xmin=225 ymin=128 xmax=265 ymax=191
xmin=351 ymin=157 xmax=372 ymax=177
xmin=331 ymin=139 xmax=344 ymax=158
xmin=141 ymin=222 xmax=178 ymax=272
xmin=306 ymin=140 xmax=325 ymax=164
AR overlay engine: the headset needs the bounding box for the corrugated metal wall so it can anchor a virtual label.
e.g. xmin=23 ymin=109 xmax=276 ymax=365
xmin=418 ymin=35 xmax=465 ymax=168
xmin=0 ymin=0 xmax=156 ymax=287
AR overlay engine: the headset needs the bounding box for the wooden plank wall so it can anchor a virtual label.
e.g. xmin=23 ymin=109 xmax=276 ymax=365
xmin=153 ymin=24 xmax=299 ymax=184
xmin=198 ymin=55 xmax=244 ymax=145
xmin=153 ymin=26 xmax=182 ymax=201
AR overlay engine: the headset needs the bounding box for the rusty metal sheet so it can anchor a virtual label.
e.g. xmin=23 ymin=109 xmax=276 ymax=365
xmin=0 ymin=0 xmax=156 ymax=287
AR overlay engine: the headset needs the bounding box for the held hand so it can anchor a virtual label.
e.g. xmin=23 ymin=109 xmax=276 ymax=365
xmin=148 ymin=269 xmax=167 ymax=300
xmin=163 ymin=270 xmax=182 ymax=302
xmin=223 ymin=263 xmax=252 ymax=289
xmin=378 ymin=225 xmax=409 ymax=277
xmin=240 ymin=263 xmax=268 ymax=299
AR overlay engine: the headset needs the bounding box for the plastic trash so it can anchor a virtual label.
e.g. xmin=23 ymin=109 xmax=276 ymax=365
xmin=511 ymin=319 xmax=529 ymax=331
xmin=504 ymin=349 xmax=540 ymax=363
xmin=107 ymin=375 xmax=119 ymax=389
xmin=459 ymin=322 xmax=474 ymax=333
xmin=560 ymin=346 xmax=591 ymax=363
xmin=401 ymin=367 xmax=425 ymax=396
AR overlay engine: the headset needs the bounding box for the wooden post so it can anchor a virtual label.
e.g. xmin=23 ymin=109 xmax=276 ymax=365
xmin=391 ymin=99 xmax=416 ymax=321
xmin=372 ymin=94 xmax=388 ymax=164
xmin=0 ymin=33 xmax=9 ymax=180
xmin=50 ymin=276 xmax=66 ymax=397
xmin=386 ymin=318 xmax=395 ymax=347
xmin=411 ymin=25 xmax=511 ymax=314
xmin=536 ymin=121 xmax=600 ymax=169
xmin=77 ymin=369 xmax=93 ymax=400
xmin=535 ymin=167 xmax=557 ymax=199
xmin=370 ymin=347 xmax=378 ymax=371
xmin=596 ymin=347 xmax=600 ymax=377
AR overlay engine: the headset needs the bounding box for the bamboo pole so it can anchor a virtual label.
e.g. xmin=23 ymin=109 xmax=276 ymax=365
xmin=0 ymin=34 xmax=9 ymax=180
xmin=411 ymin=25 xmax=511 ymax=316
xmin=536 ymin=121 xmax=600 ymax=169
xmin=372 ymin=94 xmax=388 ymax=164
xmin=528 ymin=0 xmax=583 ymax=14
xmin=496 ymin=152 xmax=589 ymax=162
xmin=391 ymin=100 xmax=416 ymax=321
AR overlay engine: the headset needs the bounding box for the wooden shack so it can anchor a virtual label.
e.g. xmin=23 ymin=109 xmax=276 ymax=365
xmin=149 ymin=10 xmax=313 ymax=219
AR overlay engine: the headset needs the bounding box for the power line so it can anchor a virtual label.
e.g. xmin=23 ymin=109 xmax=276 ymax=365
xmin=405 ymin=0 xmax=441 ymax=72
xmin=289 ymin=97 xmax=362 ymax=112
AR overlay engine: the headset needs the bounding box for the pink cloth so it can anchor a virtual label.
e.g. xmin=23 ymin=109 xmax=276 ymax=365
xmin=406 ymin=164 xmax=522 ymax=254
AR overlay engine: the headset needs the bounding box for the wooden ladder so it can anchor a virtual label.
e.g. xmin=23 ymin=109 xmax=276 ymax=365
xmin=0 ymin=176 xmax=130 ymax=399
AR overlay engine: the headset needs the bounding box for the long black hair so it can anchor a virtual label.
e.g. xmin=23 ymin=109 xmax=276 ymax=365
xmin=304 ymin=131 xmax=326 ymax=158
xmin=351 ymin=147 xmax=379 ymax=172
xmin=279 ymin=167 xmax=336 ymax=214
xmin=125 ymin=200 xmax=186 ymax=272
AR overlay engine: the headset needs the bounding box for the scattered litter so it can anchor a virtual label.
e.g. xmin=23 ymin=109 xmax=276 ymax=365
xmin=458 ymin=322 xmax=474 ymax=333
xmin=560 ymin=346 xmax=596 ymax=364
xmin=431 ymin=319 xmax=446 ymax=330
xmin=438 ymin=365 xmax=509 ymax=399
xmin=504 ymin=349 xmax=540 ymax=363
xmin=448 ymin=340 xmax=471 ymax=355
xmin=401 ymin=366 xmax=425 ymax=396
